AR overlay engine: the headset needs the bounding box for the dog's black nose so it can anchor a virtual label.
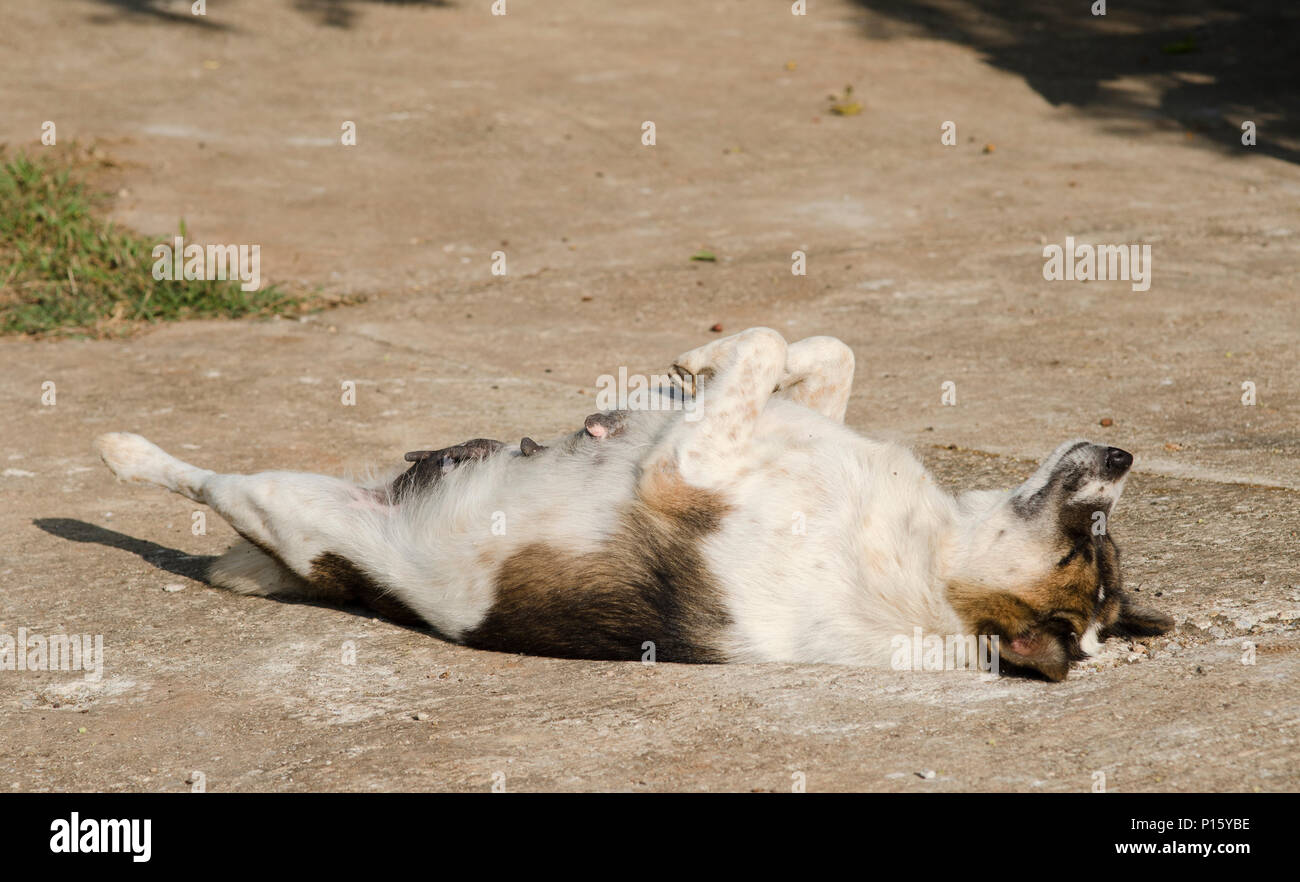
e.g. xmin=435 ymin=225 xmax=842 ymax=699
xmin=1105 ymin=447 xmax=1133 ymax=475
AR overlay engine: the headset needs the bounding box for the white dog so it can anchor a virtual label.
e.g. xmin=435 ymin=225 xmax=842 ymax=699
xmin=95 ymin=328 xmax=1171 ymax=679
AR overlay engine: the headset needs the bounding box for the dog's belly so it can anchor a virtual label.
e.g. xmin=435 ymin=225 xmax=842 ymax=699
xmin=395 ymin=409 xmax=720 ymax=658
xmin=391 ymin=415 xmax=668 ymax=644
xmin=398 ymin=404 xmax=955 ymax=664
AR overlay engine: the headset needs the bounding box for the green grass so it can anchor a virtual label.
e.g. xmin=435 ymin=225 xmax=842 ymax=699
xmin=0 ymin=149 xmax=306 ymax=337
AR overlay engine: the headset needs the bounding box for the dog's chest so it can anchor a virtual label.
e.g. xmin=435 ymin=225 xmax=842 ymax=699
xmin=699 ymin=413 xmax=955 ymax=662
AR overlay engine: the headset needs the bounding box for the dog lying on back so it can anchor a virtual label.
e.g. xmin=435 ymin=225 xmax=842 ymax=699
xmin=94 ymin=328 xmax=1171 ymax=679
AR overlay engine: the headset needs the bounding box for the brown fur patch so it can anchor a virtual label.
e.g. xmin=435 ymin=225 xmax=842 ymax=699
xmin=229 ymin=528 xmax=294 ymax=578
xmin=220 ymin=528 xmax=321 ymax=599
xmin=461 ymin=466 xmax=732 ymax=663
xmin=950 ymin=532 xmax=1170 ymax=680
xmin=309 ymin=551 xmax=425 ymax=626
xmin=947 ymin=537 xmax=1113 ymax=681
xmin=1021 ymin=545 xmax=1104 ymax=636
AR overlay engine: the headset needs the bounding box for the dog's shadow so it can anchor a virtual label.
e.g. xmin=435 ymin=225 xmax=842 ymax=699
xmin=32 ymin=518 xmax=430 ymax=632
xmin=35 ymin=517 xmax=215 ymax=583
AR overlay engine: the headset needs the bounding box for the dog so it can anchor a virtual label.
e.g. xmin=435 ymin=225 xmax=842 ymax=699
xmin=94 ymin=328 xmax=1172 ymax=679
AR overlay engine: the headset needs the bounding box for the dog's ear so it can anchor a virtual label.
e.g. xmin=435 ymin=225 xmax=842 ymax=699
xmin=1101 ymin=596 xmax=1174 ymax=639
xmin=997 ymin=625 xmax=1072 ymax=682
xmin=952 ymin=587 xmax=1074 ymax=682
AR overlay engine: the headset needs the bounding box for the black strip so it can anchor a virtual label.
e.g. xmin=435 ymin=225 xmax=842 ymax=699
xmin=2 ymin=793 xmax=1284 ymax=868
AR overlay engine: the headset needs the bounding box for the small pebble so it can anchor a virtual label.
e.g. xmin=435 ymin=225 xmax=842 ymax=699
xmin=414 ymin=712 xmax=430 ymax=722
xmin=916 ymin=769 xmax=936 ymax=780
xmin=163 ymin=583 xmax=185 ymax=593
xmin=1099 ymin=417 xmax=1114 ymax=427
xmin=710 ymin=323 xmax=724 ymax=333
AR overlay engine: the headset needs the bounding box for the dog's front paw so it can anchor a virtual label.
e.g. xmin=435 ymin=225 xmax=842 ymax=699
xmin=674 ymin=327 xmax=787 ymax=393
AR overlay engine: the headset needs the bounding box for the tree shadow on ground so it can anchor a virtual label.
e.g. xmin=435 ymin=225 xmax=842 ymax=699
xmin=86 ymin=0 xmax=452 ymax=31
xmin=849 ymin=0 xmax=1300 ymax=164
xmin=292 ymin=0 xmax=451 ymax=29
xmin=86 ymin=0 xmax=232 ymax=29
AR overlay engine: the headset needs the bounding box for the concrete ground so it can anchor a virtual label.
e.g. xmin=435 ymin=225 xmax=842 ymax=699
xmin=0 ymin=0 xmax=1296 ymax=791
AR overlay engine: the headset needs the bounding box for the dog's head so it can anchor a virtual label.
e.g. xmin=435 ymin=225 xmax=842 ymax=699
xmin=946 ymin=440 xmax=1174 ymax=681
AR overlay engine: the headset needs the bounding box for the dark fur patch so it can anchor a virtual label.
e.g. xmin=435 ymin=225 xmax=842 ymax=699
xmin=1102 ymin=595 xmax=1175 ymax=639
xmin=950 ymin=529 xmax=1170 ymax=680
xmin=392 ymin=439 xmax=504 ymax=501
xmin=229 ymin=528 xmax=297 ymax=581
xmin=460 ymin=467 xmax=732 ymax=663
xmin=309 ymin=551 xmax=425 ymax=626
xmin=947 ymin=586 xmax=1071 ymax=681
xmin=1088 ymin=534 xmax=1173 ymax=640
xmin=1010 ymin=441 xmax=1091 ymax=519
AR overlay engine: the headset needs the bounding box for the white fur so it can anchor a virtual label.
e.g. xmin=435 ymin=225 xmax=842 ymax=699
xmin=1080 ymin=622 xmax=1104 ymax=656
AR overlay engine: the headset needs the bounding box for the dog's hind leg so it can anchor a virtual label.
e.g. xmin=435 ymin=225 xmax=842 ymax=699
xmin=775 ymin=336 xmax=855 ymax=422
xmin=93 ymin=433 xmax=427 ymax=623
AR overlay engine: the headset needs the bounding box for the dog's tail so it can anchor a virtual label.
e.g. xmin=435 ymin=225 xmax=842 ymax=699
xmin=207 ymin=539 xmax=316 ymax=598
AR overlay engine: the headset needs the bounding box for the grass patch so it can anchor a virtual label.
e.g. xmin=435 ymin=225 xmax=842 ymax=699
xmin=0 ymin=148 xmax=313 ymax=338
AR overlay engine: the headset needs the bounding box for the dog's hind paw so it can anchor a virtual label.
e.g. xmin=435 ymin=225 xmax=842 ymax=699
xmin=94 ymin=432 xmax=200 ymax=493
